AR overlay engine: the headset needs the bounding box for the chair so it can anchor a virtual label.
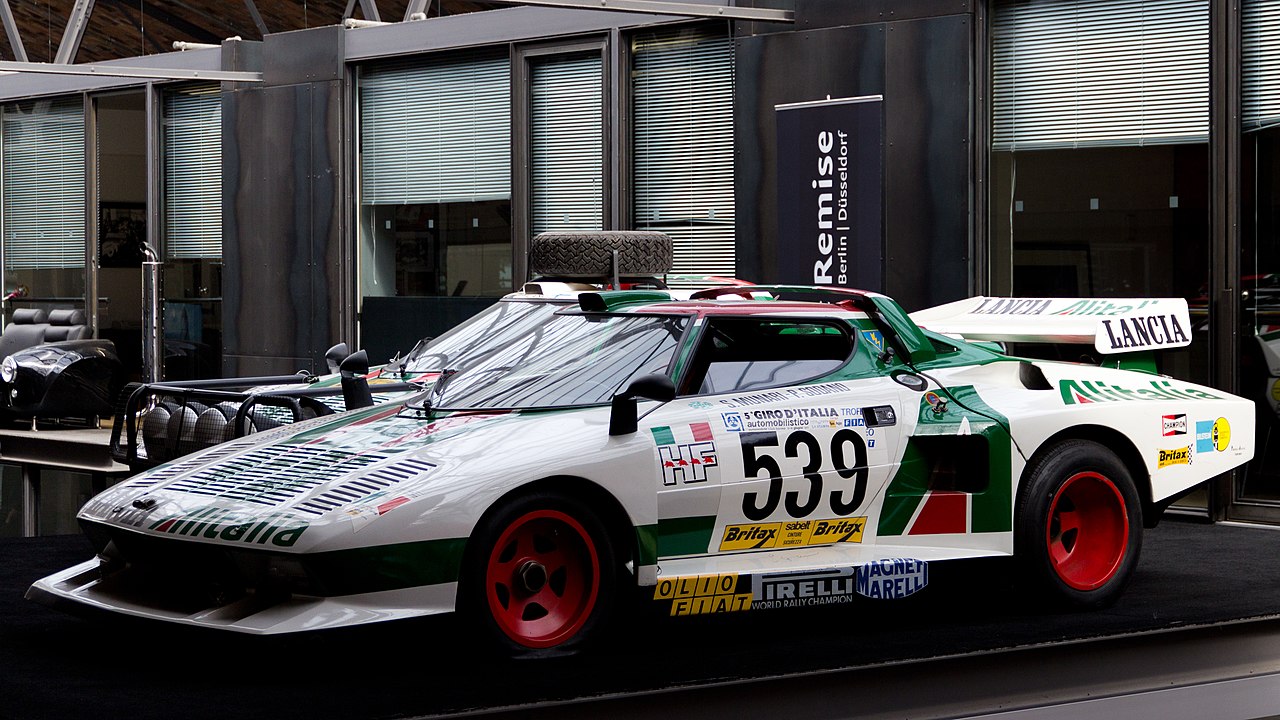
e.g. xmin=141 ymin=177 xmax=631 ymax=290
xmin=0 ymin=308 xmax=50 ymax=359
xmin=44 ymin=309 xmax=90 ymax=342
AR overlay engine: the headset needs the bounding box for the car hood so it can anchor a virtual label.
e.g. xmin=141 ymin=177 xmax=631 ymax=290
xmin=80 ymin=401 xmax=561 ymax=551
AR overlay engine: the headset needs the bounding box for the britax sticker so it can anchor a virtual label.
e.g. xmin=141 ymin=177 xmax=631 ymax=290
xmin=1157 ymin=446 xmax=1193 ymax=469
xmin=855 ymin=558 xmax=928 ymax=599
xmin=719 ymin=518 xmax=865 ymax=551
xmin=1161 ymin=414 xmax=1187 ymax=436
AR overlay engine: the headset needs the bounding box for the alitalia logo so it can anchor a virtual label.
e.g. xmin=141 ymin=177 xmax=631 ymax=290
xmin=148 ymin=507 xmax=309 ymax=547
xmin=1059 ymin=379 xmax=1222 ymax=405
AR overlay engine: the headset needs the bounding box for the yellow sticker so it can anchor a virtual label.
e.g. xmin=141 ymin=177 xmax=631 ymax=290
xmin=719 ymin=518 xmax=866 ymax=551
xmin=1213 ymin=417 xmax=1231 ymax=452
xmin=719 ymin=523 xmax=781 ymax=551
xmin=807 ymin=517 xmax=866 ymax=544
xmin=1157 ymin=446 xmax=1192 ymax=468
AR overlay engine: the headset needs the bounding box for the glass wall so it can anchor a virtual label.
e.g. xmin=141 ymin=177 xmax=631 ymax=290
xmin=358 ymin=51 xmax=512 ymax=299
xmin=991 ymin=0 xmax=1212 ymax=509
xmin=1 ymin=97 xmax=86 ymax=319
xmin=632 ymin=26 xmax=736 ymax=285
xmin=529 ymin=51 xmax=605 ymax=235
xmin=1239 ymin=0 xmax=1280 ymax=507
xmin=162 ymin=85 xmax=223 ymax=379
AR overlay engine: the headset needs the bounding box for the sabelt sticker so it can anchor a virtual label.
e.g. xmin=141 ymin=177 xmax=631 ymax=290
xmin=1157 ymin=446 xmax=1192 ymax=469
xmin=855 ymin=559 xmax=928 ymax=599
xmin=719 ymin=517 xmax=865 ymax=551
xmin=1161 ymin=414 xmax=1187 ymax=437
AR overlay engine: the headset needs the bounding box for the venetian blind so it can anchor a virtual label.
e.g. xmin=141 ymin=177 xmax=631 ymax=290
xmin=530 ymin=53 xmax=604 ymax=235
xmin=163 ymin=86 xmax=222 ymax=260
xmin=633 ymin=26 xmax=735 ymax=283
xmin=1244 ymin=0 xmax=1280 ymax=129
xmin=993 ymin=0 xmax=1209 ymax=150
xmin=2 ymin=98 xmax=85 ymax=270
xmin=360 ymin=51 xmax=511 ymax=204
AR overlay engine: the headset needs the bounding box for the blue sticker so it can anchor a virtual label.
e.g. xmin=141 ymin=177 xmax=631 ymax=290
xmin=722 ymin=412 xmax=744 ymax=432
xmin=855 ymin=559 xmax=928 ymax=599
xmin=1196 ymin=420 xmax=1215 ymax=453
xmin=862 ymin=330 xmax=885 ymax=355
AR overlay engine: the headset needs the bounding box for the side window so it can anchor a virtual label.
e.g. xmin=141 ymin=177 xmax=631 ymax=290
xmin=681 ymin=318 xmax=854 ymax=395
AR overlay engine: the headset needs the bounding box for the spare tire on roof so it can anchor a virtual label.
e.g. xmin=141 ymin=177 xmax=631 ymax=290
xmin=528 ymin=231 xmax=673 ymax=278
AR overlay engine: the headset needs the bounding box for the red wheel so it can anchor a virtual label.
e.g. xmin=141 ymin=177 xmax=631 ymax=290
xmin=465 ymin=491 xmax=619 ymax=656
xmin=484 ymin=509 xmax=601 ymax=649
xmin=1017 ymin=440 xmax=1142 ymax=608
xmin=1045 ymin=471 xmax=1129 ymax=591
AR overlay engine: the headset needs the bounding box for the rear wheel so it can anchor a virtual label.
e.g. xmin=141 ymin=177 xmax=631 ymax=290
xmin=1015 ymin=440 xmax=1142 ymax=608
xmin=466 ymin=492 xmax=617 ymax=656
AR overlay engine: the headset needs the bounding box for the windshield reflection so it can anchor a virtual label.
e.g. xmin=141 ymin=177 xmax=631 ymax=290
xmin=432 ymin=313 xmax=688 ymax=410
xmin=396 ymin=300 xmax=568 ymax=374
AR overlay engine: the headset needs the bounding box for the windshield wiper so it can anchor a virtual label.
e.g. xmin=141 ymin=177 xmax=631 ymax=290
xmin=404 ymin=368 xmax=459 ymax=415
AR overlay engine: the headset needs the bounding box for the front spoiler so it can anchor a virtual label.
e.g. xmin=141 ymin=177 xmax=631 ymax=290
xmin=26 ymin=558 xmax=457 ymax=634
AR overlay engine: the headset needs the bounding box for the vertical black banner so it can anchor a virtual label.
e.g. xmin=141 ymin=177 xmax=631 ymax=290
xmin=775 ymin=96 xmax=883 ymax=290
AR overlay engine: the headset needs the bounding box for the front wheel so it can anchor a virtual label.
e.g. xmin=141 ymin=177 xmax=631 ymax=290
xmin=465 ymin=492 xmax=617 ymax=656
xmin=1015 ymin=440 xmax=1143 ymax=608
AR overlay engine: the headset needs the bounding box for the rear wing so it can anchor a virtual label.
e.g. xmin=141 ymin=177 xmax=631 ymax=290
xmin=908 ymin=297 xmax=1192 ymax=355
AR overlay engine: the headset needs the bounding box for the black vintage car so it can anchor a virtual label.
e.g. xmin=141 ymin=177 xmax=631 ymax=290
xmin=0 ymin=308 xmax=125 ymax=426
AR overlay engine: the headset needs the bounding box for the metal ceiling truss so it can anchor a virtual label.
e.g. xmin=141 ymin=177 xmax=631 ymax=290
xmin=0 ymin=0 xmax=25 ymax=62
xmin=0 ymin=0 xmax=787 ymax=84
xmin=483 ymin=0 xmax=793 ymax=22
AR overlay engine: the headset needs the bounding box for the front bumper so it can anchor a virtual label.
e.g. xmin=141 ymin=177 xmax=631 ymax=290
xmin=26 ymin=557 xmax=457 ymax=634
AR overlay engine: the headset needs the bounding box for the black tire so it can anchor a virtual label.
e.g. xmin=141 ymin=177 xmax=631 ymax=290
xmin=1014 ymin=439 xmax=1143 ymax=608
xmin=528 ymin=231 xmax=674 ymax=278
xmin=462 ymin=491 xmax=619 ymax=658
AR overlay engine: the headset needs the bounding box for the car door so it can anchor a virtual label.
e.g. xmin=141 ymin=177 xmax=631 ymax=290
xmin=666 ymin=315 xmax=910 ymax=556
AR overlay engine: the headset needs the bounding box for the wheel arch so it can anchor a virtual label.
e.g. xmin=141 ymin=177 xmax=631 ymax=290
xmin=1021 ymin=424 xmax=1156 ymax=528
xmin=463 ymin=474 xmax=641 ymax=580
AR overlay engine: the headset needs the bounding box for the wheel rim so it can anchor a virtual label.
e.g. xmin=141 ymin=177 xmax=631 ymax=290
xmin=1045 ymin=471 xmax=1129 ymax=591
xmin=484 ymin=509 xmax=600 ymax=649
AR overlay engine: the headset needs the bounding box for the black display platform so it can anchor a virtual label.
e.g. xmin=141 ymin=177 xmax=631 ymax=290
xmin=3 ymin=519 xmax=1278 ymax=720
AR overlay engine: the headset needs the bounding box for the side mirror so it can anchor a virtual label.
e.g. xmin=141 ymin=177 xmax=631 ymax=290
xmin=339 ymin=349 xmax=374 ymax=410
xmin=324 ymin=342 xmax=350 ymax=375
xmin=609 ymin=373 xmax=676 ymax=436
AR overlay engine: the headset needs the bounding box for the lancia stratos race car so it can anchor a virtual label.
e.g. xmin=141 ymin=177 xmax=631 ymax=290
xmin=29 ymin=287 xmax=1254 ymax=657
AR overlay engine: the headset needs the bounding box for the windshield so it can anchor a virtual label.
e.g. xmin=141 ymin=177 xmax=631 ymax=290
xmin=431 ymin=312 xmax=688 ymax=410
xmin=397 ymin=300 xmax=569 ymax=374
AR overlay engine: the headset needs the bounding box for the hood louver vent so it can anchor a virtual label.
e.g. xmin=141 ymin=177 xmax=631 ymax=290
xmin=165 ymin=446 xmax=388 ymax=506
xmin=295 ymin=458 xmax=438 ymax=516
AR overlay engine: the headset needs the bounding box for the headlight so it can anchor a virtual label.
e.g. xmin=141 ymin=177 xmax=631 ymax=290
xmin=0 ymin=356 xmax=16 ymax=383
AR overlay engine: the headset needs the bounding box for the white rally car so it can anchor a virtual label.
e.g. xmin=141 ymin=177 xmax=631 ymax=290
xmin=29 ymin=287 xmax=1253 ymax=656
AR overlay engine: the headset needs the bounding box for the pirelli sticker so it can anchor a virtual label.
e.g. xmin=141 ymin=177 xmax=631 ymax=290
xmin=719 ymin=517 xmax=866 ymax=551
xmin=653 ymin=573 xmax=752 ymax=616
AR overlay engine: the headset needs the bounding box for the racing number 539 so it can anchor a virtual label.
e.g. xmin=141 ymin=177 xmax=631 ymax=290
xmin=740 ymin=429 xmax=868 ymax=521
